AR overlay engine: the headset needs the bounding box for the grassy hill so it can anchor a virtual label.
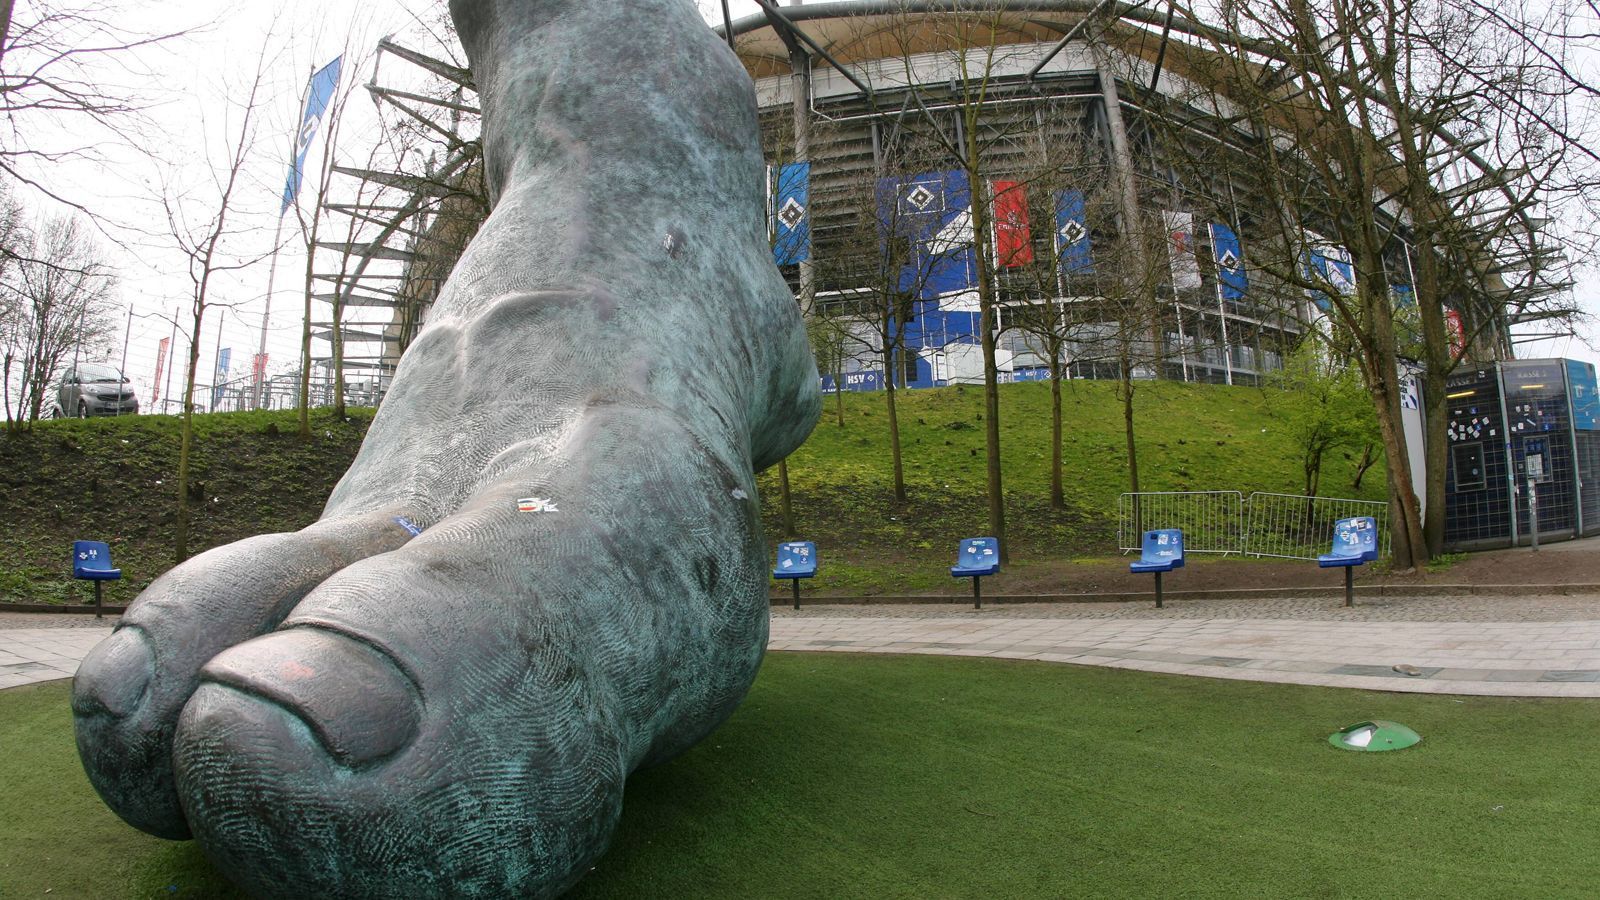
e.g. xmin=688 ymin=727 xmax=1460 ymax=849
xmin=763 ymin=379 xmax=1385 ymax=589
xmin=0 ymin=380 xmax=1385 ymax=605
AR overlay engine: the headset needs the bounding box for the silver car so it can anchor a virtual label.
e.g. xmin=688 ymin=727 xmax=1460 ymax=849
xmin=48 ymin=363 xmax=140 ymax=418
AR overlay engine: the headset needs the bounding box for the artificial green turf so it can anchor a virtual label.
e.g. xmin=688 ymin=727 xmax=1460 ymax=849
xmin=8 ymin=652 xmax=1590 ymax=898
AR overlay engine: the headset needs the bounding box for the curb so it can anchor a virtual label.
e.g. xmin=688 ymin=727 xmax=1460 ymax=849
xmin=6 ymin=584 xmax=1599 ymax=615
xmin=768 ymin=582 xmax=1600 ymax=606
xmin=0 ymin=602 xmax=128 ymax=615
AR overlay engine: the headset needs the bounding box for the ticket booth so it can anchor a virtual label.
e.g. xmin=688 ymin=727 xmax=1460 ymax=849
xmin=1443 ymin=358 xmax=1600 ymax=550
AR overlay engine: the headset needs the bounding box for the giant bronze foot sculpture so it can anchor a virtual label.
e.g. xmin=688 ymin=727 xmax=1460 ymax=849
xmin=71 ymin=0 xmax=820 ymax=894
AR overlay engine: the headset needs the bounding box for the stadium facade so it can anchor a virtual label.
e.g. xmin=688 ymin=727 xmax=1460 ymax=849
xmin=725 ymin=1 xmax=1513 ymax=391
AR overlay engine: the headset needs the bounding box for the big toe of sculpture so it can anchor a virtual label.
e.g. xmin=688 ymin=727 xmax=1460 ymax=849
xmin=70 ymin=0 xmax=820 ymax=895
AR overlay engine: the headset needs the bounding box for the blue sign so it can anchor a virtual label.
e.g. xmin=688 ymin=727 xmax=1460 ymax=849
xmin=772 ymin=162 xmax=810 ymax=265
xmin=1209 ymin=223 xmax=1248 ymax=299
xmin=281 ymin=56 xmax=344 ymax=214
xmin=820 ymin=370 xmax=884 ymax=394
xmin=1053 ymin=189 xmax=1094 ymax=275
xmin=1569 ymin=359 xmax=1599 ymax=431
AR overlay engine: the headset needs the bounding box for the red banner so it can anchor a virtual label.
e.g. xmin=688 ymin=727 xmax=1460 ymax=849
xmin=1446 ymin=309 xmax=1466 ymax=361
xmin=151 ymin=337 xmax=170 ymax=406
xmin=990 ymin=180 xmax=1033 ymax=268
xmin=250 ymin=353 xmax=269 ymax=407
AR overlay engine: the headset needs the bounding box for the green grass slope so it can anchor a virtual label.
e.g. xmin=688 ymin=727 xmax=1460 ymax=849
xmin=762 ymin=380 xmax=1385 ymax=590
xmin=0 ymin=410 xmax=372 ymax=605
xmin=0 ymin=381 xmax=1385 ymax=604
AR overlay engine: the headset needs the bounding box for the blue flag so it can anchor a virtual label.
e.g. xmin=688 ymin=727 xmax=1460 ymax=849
xmin=772 ymin=163 xmax=811 ymax=265
xmin=1053 ymin=189 xmax=1094 ymax=275
xmin=1209 ymin=223 xmax=1247 ymax=299
xmin=281 ymin=56 xmax=344 ymax=214
xmin=877 ymin=170 xmax=975 ymax=300
xmin=212 ymin=348 xmax=232 ymax=408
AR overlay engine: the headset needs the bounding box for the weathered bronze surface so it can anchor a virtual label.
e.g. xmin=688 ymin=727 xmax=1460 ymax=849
xmin=72 ymin=0 xmax=819 ymax=894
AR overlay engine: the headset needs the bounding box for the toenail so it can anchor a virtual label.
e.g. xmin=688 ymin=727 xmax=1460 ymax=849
xmin=199 ymin=627 xmax=421 ymax=767
xmin=73 ymin=627 xmax=154 ymax=718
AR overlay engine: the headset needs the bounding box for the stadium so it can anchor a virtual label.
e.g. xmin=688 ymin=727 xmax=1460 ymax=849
xmin=716 ymin=0 xmax=1531 ymax=391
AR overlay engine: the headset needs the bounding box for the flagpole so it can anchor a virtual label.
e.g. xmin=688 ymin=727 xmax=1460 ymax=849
xmin=253 ymin=214 xmax=287 ymax=410
xmin=163 ymin=306 xmax=178 ymax=414
xmin=257 ymin=65 xmax=319 ymax=411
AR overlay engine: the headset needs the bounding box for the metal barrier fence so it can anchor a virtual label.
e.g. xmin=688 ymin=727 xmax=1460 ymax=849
xmin=1117 ymin=491 xmax=1244 ymax=555
xmin=1242 ymin=493 xmax=1390 ymax=561
xmin=1118 ymin=491 xmax=1390 ymax=561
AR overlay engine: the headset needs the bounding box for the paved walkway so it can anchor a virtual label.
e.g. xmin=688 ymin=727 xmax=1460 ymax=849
xmin=0 ymin=626 xmax=116 ymax=691
xmin=9 ymin=592 xmax=1600 ymax=697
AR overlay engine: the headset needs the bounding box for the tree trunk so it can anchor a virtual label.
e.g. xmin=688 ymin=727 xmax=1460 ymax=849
xmin=1049 ymin=352 xmax=1064 ymax=509
xmin=1366 ymin=363 xmax=1425 ymax=571
xmin=297 ymin=212 xmax=324 ymax=439
xmin=834 ymin=358 xmax=844 ymax=427
xmin=1352 ymin=442 xmax=1376 ymax=491
xmin=884 ymin=361 xmax=906 ymax=503
xmin=0 ymin=0 xmax=14 ymax=67
xmin=332 ymin=294 xmax=346 ymax=417
xmin=1121 ymin=360 xmax=1140 ymax=497
xmin=175 ymin=304 xmax=205 ymax=563
xmin=965 ymin=141 xmax=1006 ymax=561
xmin=777 ymin=458 xmax=795 ymax=538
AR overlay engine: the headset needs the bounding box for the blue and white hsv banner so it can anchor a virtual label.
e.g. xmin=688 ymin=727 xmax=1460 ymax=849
xmin=1053 ymin=189 xmax=1094 ymax=275
xmin=877 ymin=170 xmax=976 ymax=299
xmin=772 ymin=162 xmax=811 ymax=265
xmin=819 ymin=370 xmax=884 ymax=394
xmin=1208 ymin=223 xmax=1248 ymax=299
xmin=1305 ymin=243 xmax=1355 ymax=310
xmin=281 ymin=56 xmax=344 ymax=214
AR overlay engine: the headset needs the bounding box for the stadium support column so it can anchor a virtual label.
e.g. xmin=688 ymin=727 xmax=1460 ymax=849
xmin=1096 ymin=55 xmax=1140 ymax=238
xmin=790 ymin=40 xmax=816 ymax=317
xmin=1095 ymin=53 xmax=1162 ymax=372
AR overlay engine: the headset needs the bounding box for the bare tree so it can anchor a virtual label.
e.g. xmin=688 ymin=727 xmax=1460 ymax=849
xmin=817 ymin=1 xmax=1060 ymax=557
xmin=1128 ymin=0 xmax=1590 ymax=566
xmin=157 ymin=46 xmax=273 ymax=562
xmin=0 ymin=0 xmax=187 ymax=234
xmin=1 ymin=211 xmax=117 ymax=429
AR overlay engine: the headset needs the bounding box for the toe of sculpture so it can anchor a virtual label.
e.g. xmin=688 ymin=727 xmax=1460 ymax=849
xmin=73 ymin=627 xmax=193 ymax=839
xmin=172 ymin=626 xmax=625 ymax=899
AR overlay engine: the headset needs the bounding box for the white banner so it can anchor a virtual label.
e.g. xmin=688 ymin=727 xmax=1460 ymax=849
xmin=1164 ymin=210 xmax=1202 ymax=291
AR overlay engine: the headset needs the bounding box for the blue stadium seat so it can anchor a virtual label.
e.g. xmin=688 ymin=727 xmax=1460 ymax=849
xmin=950 ymin=537 xmax=999 ymax=609
xmin=1129 ymin=529 xmax=1185 ymax=574
xmin=1128 ymin=529 xmax=1183 ymax=608
xmin=772 ymin=541 xmax=817 ymax=580
xmin=71 ymin=540 xmax=121 ymax=618
xmin=1318 ymin=517 xmax=1378 ymax=567
xmin=1318 ymin=516 xmax=1377 ymax=607
xmin=951 ymin=537 xmax=1000 ymax=577
xmin=773 ymin=541 xmax=816 ymax=609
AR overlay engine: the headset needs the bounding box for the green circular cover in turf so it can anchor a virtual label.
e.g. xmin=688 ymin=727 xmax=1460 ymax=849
xmin=1328 ymin=720 xmax=1422 ymax=751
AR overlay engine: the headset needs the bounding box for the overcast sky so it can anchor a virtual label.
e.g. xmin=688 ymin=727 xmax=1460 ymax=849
xmin=13 ymin=0 xmax=1597 ymax=408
